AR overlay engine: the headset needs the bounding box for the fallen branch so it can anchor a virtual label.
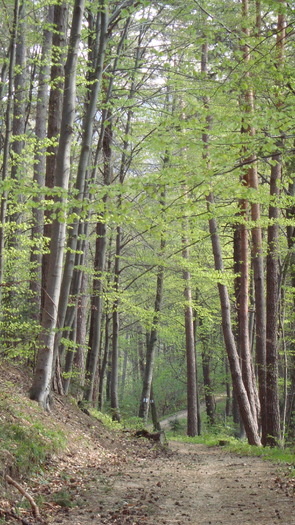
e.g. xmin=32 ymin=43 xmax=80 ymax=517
xmin=5 ymin=474 xmax=41 ymax=519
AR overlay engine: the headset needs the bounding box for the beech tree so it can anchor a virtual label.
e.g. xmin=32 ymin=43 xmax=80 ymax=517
xmin=30 ymin=0 xmax=85 ymax=409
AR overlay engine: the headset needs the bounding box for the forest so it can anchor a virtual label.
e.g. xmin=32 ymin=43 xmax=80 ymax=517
xmin=0 ymin=0 xmax=294 ymax=449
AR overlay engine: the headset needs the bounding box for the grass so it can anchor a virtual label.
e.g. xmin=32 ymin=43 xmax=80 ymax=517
xmin=0 ymin=381 xmax=66 ymax=480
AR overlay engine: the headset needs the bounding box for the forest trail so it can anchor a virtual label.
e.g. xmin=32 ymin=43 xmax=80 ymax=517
xmin=157 ymin=395 xmax=225 ymax=430
xmin=1 ymin=367 xmax=294 ymax=525
xmin=41 ymin=425 xmax=295 ymax=525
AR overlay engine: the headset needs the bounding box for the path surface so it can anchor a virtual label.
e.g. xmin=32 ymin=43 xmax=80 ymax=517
xmin=158 ymin=410 xmax=187 ymax=429
xmin=47 ymin=438 xmax=295 ymax=525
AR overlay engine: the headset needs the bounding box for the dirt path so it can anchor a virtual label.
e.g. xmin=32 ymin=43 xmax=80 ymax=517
xmin=158 ymin=410 xmax=188 ymax=429
xmin=46 ymin=438 xmax=295 ymax=525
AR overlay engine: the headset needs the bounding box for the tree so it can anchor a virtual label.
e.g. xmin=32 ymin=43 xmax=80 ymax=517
xmin=30 ymin=0 xmax=85 ymax=409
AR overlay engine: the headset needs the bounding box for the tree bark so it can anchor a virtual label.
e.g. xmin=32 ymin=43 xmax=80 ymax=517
xmin=239 ymin=0 xmax=261 ymax=429
xmin=30 ymin=0 xmax=85 ymax=409
xmin=138 ymin=243 xmax=165 ymax=424
xmin=207 ymin=192 xmax=261 ymax=446
xmin=98 ymin=313 xmax=111 ymax=410
xmin=182 ymin=238 xmax=198 ymax=437
xmin=265 ymin=157 xmax=282 ymax=446
xmin=9 ymin=0 xmax=26 ymax=231
xmin=42 ymin=2 xmax=68 ymax=307
xmin=111 ymin=227 xmax=121 ymax=422
xmin=0 ymin=0 xmax=20 ymax=292
xmin=85 ymin=112 xmax=112 ymax=404
xmin=265 ymin=3 xmax=286 ymax=447
xmin=54 ymin=1 xmax=109 ymax=362
xmin=199 ymin=318 xmax=215 ymax=425
xmin=30 ymin=6 xmax=53 ymax=321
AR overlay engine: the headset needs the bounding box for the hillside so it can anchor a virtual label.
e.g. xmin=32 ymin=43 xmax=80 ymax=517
xmin=1 ymin=362 xmax=294 ymax=525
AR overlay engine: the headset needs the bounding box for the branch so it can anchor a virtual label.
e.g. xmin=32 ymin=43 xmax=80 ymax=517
xmin=5 ymin=475 xmax=41 ymax=520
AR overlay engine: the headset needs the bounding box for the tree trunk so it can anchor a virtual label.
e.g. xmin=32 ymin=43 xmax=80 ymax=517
xmin=29 ymin=0 xmax=85 ymax=409
xmin=85 ymin=112 xmax=112 ymax=404
xmin=54 ymin=1 xmax=108 ymax=362
xmin=182 ymin=241 xmax=198 ymax=437
xmin=286 ymin=178 xmax=295 ymax=439
xmin=201 ymin=37 xmax=259 ymax=443
xmin=207 ymin=192 xmax=261 ymax=446
xmin=120 ymin=346 xmax=128 ymax=401
xmin=239 ymin=0 xmax=261 ymax=428
xmin=150 ymin=384 xmax=161 ymax=431
xmin=42 ymin=2 xmax=68 ymax=307
xmin=98 ymin=313 xmax=111 ymax=411
xmin=138 ymin=237 xmax=165 ymax=424
xmin=0 ymin=0 xmax=20 ymax=291
xmin=30 ymin=6 xmax=53 ymax=321
xmin=111 ymin=227 xmax=121 ymax=422
xmin=9 ymin=0 xmax=26 ymax=231
xmin=265 ymin=157 xmax=282 ymax=446
xmin=265 ymin=4 xmax=286 ymax=447
xmin=72 ymin=271 xmax=88 ymax=400
xmin=199 ymin=318 xmax=215 ymax=425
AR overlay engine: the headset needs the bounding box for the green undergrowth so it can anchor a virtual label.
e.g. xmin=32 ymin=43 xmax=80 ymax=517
xmin=90 ymin=408 xmax=146 ymax=432
xmin=0 ymin=380 xmax=66 ymax=480
xmin=90 ymin=408 xmax=125 ymax=431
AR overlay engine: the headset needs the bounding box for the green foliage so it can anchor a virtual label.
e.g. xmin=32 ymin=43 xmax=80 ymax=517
xmin=169 ymin=418 xmax=184 ymax=435
xmin=90 ymin=409 xmax=124 ymax=431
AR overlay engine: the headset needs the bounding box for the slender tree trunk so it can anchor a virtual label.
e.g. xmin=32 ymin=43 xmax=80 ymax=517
xmin=0 ymin=0 xmax=20 ymax=292
xmin=193 ymin=305 xmax=202 ymax=434
xmin=54 ymin=1 xmax=108 ymax=363
xmin=138 ymin=236 xmax=165 ymax=424
xmin=150 ymin=384 xmax=161 ymax=431
xmin=199 ymin=318 xmax=215 ymax=425
xmin=120 ymin=346 xmax=128 ymax=400
xmin=9 ymin=0 xmax=26 ymax=233
xmin=265 ymin=4 xmax=286 ymax=447
xmin=286 ymin=178 xmax=295 ymax=439
xmin=111 ymin=227 xmax=121 ymax=422
xmin=42 ymin=2 xmax=68 ymax=307
xmin=238 ymin=195 xmax=258 ymax=423
xmin=63 ymin=317 xmax=77 ymax=395
xmin=225 ymin=358 xmax=231 ymax=418
xmin=72 ymin=271 xmax=88 ymax=400
xmin=30 ymin=6 xmax=53 ymax=320
xmin=201 ymin=38 xmax=259 ymax=443
xmin=85 ymin=113 xmax=112 ymax=404
xmin=61 ymin=226 xmax=88 ymax=394
xmin=182 ymin=238 xmax=198 ymax=437
xmin=29 ymin=0 xmax=85 ymax=409
xmin=207 ymin=193 xmax=261 ymax=445
xmin=239 ymin=0 xmax=261 ymax=428
xmin=265 ymin=157 xmax=282 ymax=446
xmin=233 ymin=221 xmax=243 ymax=429
xmin=98 ymin=313 xmax=111 ymax=411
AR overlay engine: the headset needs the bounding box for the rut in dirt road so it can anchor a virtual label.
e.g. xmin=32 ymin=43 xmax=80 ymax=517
xmin=51 ymin=441 xmax=295 ymax=525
